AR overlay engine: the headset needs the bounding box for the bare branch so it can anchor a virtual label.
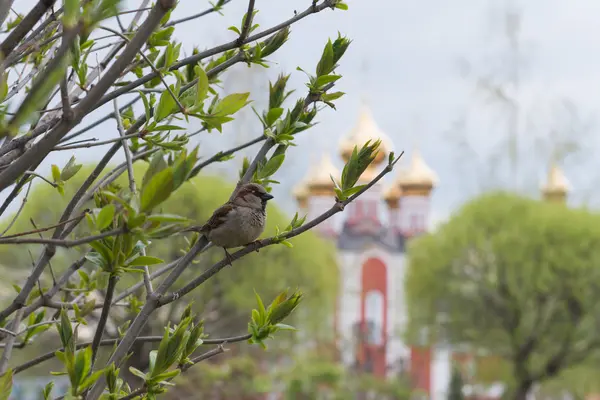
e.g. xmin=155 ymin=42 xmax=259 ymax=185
xmin=90 ymin=274 xmax=118 ymax=367
xmin=0 ymin=308 xmax=22 ymax=374
xmin=0 ymin=227 xmax=125 ymax=247
xmin=0 ymin=179 xmax=31 ymax=237
xmin=0 ymin=1 xmax=176 ymax=192
xmin=0 ymin=0 xmax=57 ymax=59
xmin=237 ymin=0 xmax=256 ymax=45
xmin=93 ymin=0 xmax=336 ymax=111
xmin=113 ymin=97 xmax=152 ymax=294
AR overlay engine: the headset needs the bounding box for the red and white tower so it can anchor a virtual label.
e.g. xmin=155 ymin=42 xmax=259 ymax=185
xmin=292 ymin=105 xmax=450 ymax=399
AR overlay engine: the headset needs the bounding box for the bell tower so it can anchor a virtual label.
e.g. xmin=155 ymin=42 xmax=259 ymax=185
xmin=541 ymin=162 xmax=569 ymax=204
xmin=397 ymin=150 xmax=438 ymax=237
xmin=337 ymin=103 xmax=393 ymax=234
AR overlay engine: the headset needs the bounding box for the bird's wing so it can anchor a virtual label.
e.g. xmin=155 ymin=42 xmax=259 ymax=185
xmin=199 ymin=203 xmax=235 ymax=233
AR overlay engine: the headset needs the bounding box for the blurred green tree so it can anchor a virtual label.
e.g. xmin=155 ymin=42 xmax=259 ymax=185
xmin=405 ymin=192 xmax=600 ymax=400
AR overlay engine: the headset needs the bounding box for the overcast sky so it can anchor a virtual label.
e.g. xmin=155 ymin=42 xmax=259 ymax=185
xmin=7 ymin=0 xmax=600 ymax=227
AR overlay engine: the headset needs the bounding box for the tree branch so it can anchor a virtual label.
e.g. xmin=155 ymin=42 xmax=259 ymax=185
xmin=90 ymin=274 xmax=118 ymax=367
xmin=113 ymin=97 xmax=152 ymax=294
xmin=12 ymin=333 xmax=250 ymax=374
xmin=92 ymin=0 xmax=336 ymax=111
xmin=237 ymin=0 xmax=256 ymax=45
xmin=0 ymin=308 xmax=22 ymax=374
xmin=0 ymin=0 xmax=176 ymax=192
xmin=0 ymin=227 xmax=125 ymax=247
xmin=0 ymin=0 xmax=57 ymax=58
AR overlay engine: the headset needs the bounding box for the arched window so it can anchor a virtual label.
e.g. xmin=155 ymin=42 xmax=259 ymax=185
xmin=364 ymin=290 xmax=384 ymax=345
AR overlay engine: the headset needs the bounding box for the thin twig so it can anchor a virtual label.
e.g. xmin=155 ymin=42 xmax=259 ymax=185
xmin=164 ymin=0 xmax=232 ymax=27
xmin=0 ymin=308 xmax=22 ymax=374
xmin=90 ymin=274 xmax=118 ymax=367
xmin=0 ymin=212 xmax=85 ymax=240
xmin=23 ymin=170 xmax=56 ymax=187
xmin=11 ymin=334 xmax=250 ymax=374
xmin=100 ymin=25 xmax=186 ymax=115
xmin=58 ymin=96 xmax=141 ymax=144
xmin=59 ymin=75 xmax=72 ymax=118
xmin=0 ymin=179 xmax=31 ymax=237
xmin=53 ymin=131 xmax=145 ymax=150
xmin=93 ymin=0 xmax=336 ymax=110
xmin=0 ymin=1 xmax=176 ymax=193
xmin=0 ymin=227 xmax=125 ymax=247
xmin=19 ymin=256 xmax=87 ymax=320
xmin=190 ymin=135 xmax=263 ymax=177
xmin=237 ymin=0 xmax=256 ymax=45
xmin=113 ymin=97 xmax=152 ymax=294
xmin=0 ymin=327 xmax=15 ymax=337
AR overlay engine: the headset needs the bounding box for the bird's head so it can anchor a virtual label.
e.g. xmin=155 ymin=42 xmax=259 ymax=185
xmin=232 ymin=183 xmax=274 ymax=210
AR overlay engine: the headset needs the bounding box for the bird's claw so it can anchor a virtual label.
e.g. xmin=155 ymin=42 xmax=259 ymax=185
xmin=244 ymin=240 xmax=261 ymax=253
xmin=223 ymin=248 xmax=234 ymax=266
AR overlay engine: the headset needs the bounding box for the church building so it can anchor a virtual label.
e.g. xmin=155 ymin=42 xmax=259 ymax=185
xmin=291 ymin=103 xmax=571 ymax=400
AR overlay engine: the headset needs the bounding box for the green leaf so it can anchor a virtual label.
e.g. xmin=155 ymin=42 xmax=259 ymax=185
xmin=139 ymin=90 xmax=151 ymax=120
xmin=254 ymin=290 xmax=266 ymax=320
xmin=194 ymin=65 xmax=209 ymax=107
xmin=335 ymin=2 xmax=349 ymax=10
xmin=140 ymin=167 xmax=174 ymax=212
xmin=0 ymin=368 xmax=13 ymax=400
xmin=316 ymin=39 xmax=334 ymax=77
xmin=128 ymin=366 xmax=147 ymax=381
xmin=73 ymin=346 xmax=92 ymax=388
xmin=0 ymin=72 xmax=9 ymax=103
xmin=142 ymin=151 xmax=167 ymax=190
xmin=147 ymin=214 xmax=190 ymax=224
xmin=342 ymin=184 xmax=366 ymax=198
xmin=280 ymin=240 xmax=293 ymax=248
xmin=321 ymin=91 xmax=345 ymax=102
xmin=85 ymin=252 xmax=107 ymax=269
xmin=51 ymin=165 xmax=61 ymax=182
xmin=315 ymin=74 xmax=341 ymax=87
xmin=96 ymin=204 xmax=115 ymax=231
xmin=127 ymin=256 xmax=164 ymax=267
xmin=213 ymin=92 xmax=250 ymax=116
xmin=78 ymin=368 xmax=106 ymax=391
xmin=42 ymin=381 xmax=54 ymax=400
xmin=265 ymin=108 xmax=283 ymax=127
xmin=58 ymin=309 xmax=74 ymax=351
xmin=60 ymin=156 xmax=82 ymax=181
xmin=257 ymin=154 xmax=285 ymax=179
xmin=154 ymin=88 xmax=178 ymax=122
xmin=147 ymin=124 xmax=184 ymax=132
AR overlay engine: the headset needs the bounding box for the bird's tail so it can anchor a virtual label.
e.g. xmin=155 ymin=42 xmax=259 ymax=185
xmin=178 ymin=226 xmax=213 ymax=252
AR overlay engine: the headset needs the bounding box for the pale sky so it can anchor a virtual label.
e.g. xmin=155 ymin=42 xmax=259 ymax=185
xmin=6 ymin=0 xmax=600 ymax=228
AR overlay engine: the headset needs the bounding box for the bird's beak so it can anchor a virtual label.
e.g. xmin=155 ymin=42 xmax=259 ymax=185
xmin=261 ymin=193 xmax=274 ymax=201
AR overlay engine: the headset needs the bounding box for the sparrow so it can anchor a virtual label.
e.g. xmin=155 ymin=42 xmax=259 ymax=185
xmin=185 ymin=183 xmax=274 ymax=265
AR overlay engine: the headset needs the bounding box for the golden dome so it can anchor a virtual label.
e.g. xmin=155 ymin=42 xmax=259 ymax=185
xmin=383 ymin=183 xmax=402 ymax=209
xmin=305 ymin=154 xmax=340 ymax=196
xmin=293 ymin=181 xmax=309 ymax=208
xmin=397 ymin=150 xmax=438 ymax=196
xmin=338 ymin=104 xmax=393 ymax=166
xmin=541 ymin=163 xmax=569 ymax=203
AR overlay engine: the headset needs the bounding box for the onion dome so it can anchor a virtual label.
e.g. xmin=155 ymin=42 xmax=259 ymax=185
xmin=397 ymin=150 xmax=438 ymax=196
xmin=541 ymin=163 xmax=570 ymax=203
xmin=383 ymin=183 xmax=402 ymax=209
xmin=338 ymin=104 xmax=393 ymax=181
xmin=305 ymin=154 xmax=340 ymax=196
xmin=293 ymin=181 xmax=309 ymax=209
